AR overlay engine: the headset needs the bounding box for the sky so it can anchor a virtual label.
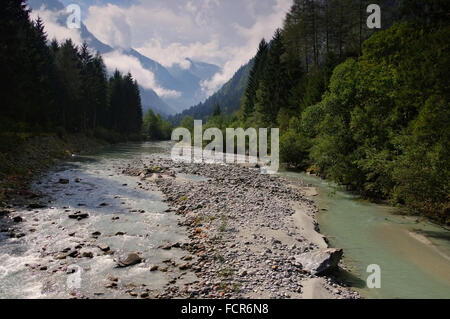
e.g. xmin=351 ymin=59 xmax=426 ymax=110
xmin=31 ymin=0 xmax=292 ymax=96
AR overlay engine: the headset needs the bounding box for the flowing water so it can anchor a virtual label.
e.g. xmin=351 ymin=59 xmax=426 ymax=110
xmin=280 ymin=170 xmax=450 ymax=299
xmin=1 ymin=142 xmax=449 ymax=299
xmin=0 ymin=142 xmax=196 ymax=298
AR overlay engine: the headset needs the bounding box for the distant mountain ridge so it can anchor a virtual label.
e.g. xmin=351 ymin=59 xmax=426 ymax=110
xmin=28 ymin=0 xmax=221 ymax=116
xmin=169 ymin=59 xmax=253 ymax=124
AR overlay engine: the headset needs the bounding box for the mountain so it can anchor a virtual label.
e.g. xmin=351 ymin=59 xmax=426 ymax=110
xmin=169 ymin=59 xmax=253 ymax=124
xmin=28 ymin=0 xmax=221 ymax=116
xmin=123 ymin=49 xmax=220 ymax=112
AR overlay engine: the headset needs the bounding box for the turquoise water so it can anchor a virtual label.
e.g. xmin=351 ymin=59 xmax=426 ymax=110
xmin=280 ymin=171 xmax=450 ymax=299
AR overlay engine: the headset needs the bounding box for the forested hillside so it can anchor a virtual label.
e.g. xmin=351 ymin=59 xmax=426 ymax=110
xmin=0 ymin=1 xmax=143 ymax=144
xmin=169 ymin=61 xmax=252 ymax=124
xmin=181 ymin=0 xmax=449 ymax=223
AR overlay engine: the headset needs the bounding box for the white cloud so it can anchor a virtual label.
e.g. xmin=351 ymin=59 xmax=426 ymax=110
xmin=201 ymin=0 xmax=292 ymax=95
xmin=29 ymin=5 xmax=83 ymax=46
xmin=84 ymin=4 xmax=132 ymax=49
xmin=84 ymin=3 xmax=193 ymax=50
xmin=83 ymin=0 xmax=292 ymax=97
xmin=136 ymin=38 xmax=228 ymax=69
xmin=103 ymin=50 xmax=181 ymax=98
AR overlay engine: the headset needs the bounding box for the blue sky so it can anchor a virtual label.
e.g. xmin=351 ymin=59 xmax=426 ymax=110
xmin=31 ymin=0 xmax=292 ymax=94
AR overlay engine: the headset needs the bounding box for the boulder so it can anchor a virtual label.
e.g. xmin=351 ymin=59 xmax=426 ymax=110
xmin=294 ymin=248 xmax=343 ymax=275
xmin=13 ymin=216 xmax=24 ymax=223
xmin=68 ymin=211 xmax=89 ymax=221
xmin=149 ymin=265 xmax=159 ymax=272
xmin=116 ymin=253 xmax=142 ymax=268
xmin=178 ymin=263 xmax=191 ymax=270
xmin=98 ymin=244 xmax=110 ymax=252
xmin=82 ymin=252 xmax=94 ymax=258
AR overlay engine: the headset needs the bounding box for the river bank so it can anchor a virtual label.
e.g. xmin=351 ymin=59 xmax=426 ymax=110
xmin=0 ymin=134 xmax=108 ymax=205
xmin=281 ymin=171 xmax=450 ymax=299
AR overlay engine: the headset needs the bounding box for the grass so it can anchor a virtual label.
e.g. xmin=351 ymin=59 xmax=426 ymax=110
xmin=214 ymin=251 xmax=225 ymax=263
xmin=231 ymin=282 xmax=242 ymax=293
xmin=146 ymin=166 xmax=162 ymax=173
xmin=218 ymin=267 xmax=234 ymax=278
xmin=218 ymin=213 xmax=228 ymax=232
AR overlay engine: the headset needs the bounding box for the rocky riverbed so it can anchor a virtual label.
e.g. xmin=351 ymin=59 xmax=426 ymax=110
xmin=122 ymin=155 xmax=360 ymax=299
xmin=0 ymin=144 xmax=360 ymax=299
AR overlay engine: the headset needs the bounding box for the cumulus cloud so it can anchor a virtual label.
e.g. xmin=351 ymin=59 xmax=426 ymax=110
xmin=84 ymin=3 xmax=193 ymax=50
xmin=83 ymin=0 xmax=292 ymax=97
xmin=84 ymin=4 xmax=132 ymax=49
xmin=135 ymin=39 xmax=228 ymax=69
xmin=29 ymin=5 xmax=83 ymax=46
xmin=201 ymin=0 xmax=292 ymax=95
xmin=103 ymin=50 xmax=181 ymax=98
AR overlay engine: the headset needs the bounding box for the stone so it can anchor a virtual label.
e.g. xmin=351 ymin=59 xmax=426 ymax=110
xmin=13 ymin=216 xmax=24 ymax=223
xmin=160 ymin=244 xmax=172 ymax=250
xmin=105 ymin=282 xmax=118 ymax=289
xmin=68 ymin=211 xmax=89 ymax=221
xmin=27 ymin=203 xmax=47 ymax=209
xmin=116 ymin=253 xmax=142 ymax=268
xmin=150 ymin=265 xmax=159 ymax=272
xmin=178 ymin=263 xmax=191 ymax=270
xmin=0 ymin=210 xmax=9 ymax=217
xmin=294 ymin=248 xmax=343 ymax=275
xmin=98 ymin=244 xmax=110 ymax=252
xmin=59 ymin=179 xmax=69 ymax=184
xmin=82 ymin=252 xmax=94 ymax=258
xmin=68 ymin=250 xmax=79 ymax=258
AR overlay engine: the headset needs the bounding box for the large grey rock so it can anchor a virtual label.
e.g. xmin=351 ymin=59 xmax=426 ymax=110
xmin=116 ymin=253 xmax=142 ymax=268
xmin=294 ymin=248 xmax=343 ymax=275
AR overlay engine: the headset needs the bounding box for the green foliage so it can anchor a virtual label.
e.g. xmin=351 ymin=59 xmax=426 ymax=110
xmin=313 ymin=22 xmax=449 ymax=222
xmin=143 ymin=109 xmax=172 ymax=140
xmin=0 ymin=1 xmax=143 ymax=141
xmin=169 ymin=62 xmax=252 ymax=124
xmin=280 ymin=129 xmax=311 ymax=168
xmin=236 ymin=0 xmax=449 ymax=223
xmin=179 ymin=116 xmax=195 ymax=132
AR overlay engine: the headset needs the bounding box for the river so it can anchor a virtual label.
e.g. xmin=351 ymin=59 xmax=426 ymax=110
xmin=0 ymin=142 xmax=196 ymax=298
xmin=280 ymin=171 xmax=450 ymax=299
xmin=1 ymin=142 xmax=449 ymax=299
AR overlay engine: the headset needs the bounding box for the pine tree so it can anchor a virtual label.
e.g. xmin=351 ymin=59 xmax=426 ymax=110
xmin=243 ymin=39 xmax=268 ymax=118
